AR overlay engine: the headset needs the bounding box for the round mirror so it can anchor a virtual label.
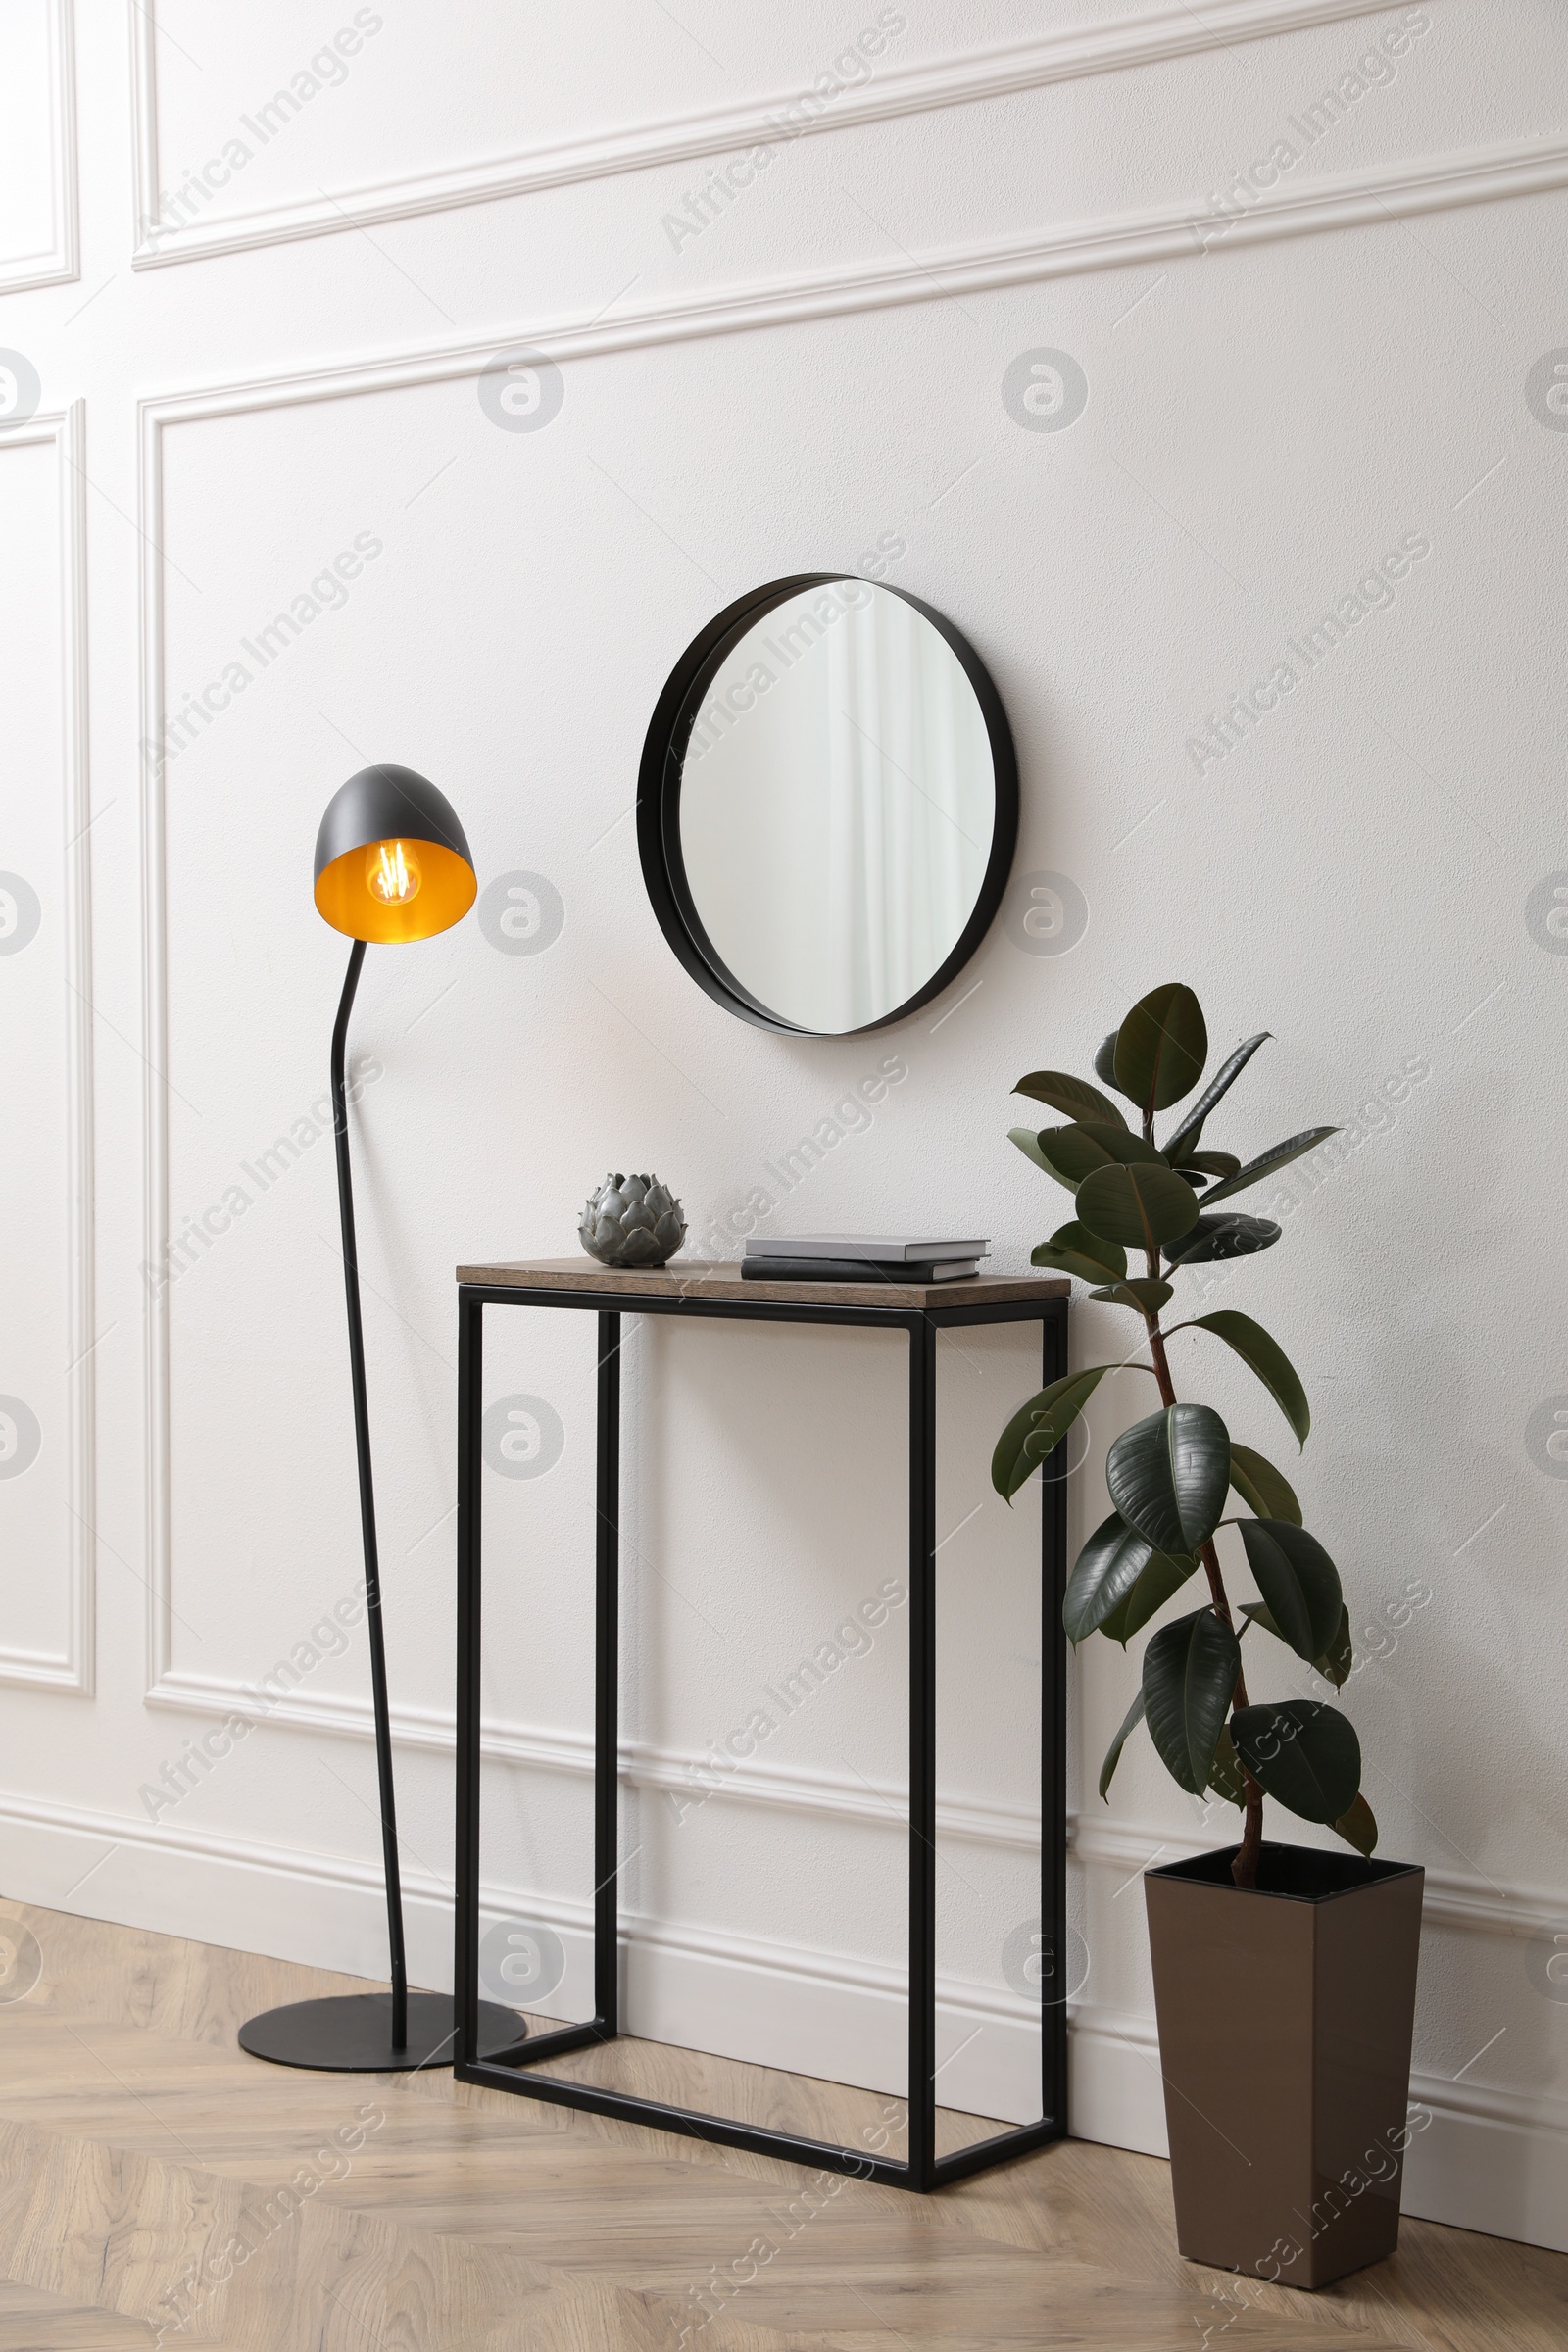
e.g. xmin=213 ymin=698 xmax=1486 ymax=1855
xmin=638 ymin=575 xmax=1017 ymax=1035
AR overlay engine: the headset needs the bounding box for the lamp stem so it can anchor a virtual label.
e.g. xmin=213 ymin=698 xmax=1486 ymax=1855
xmin=331 ymin=938 xmax=408 ymax=2048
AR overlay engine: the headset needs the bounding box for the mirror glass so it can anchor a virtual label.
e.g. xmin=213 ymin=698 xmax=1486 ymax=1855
xmin=668 ymin=580 xmax=1006 ymax=1034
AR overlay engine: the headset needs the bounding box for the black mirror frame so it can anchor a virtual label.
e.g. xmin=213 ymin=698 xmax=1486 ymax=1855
xmin=637 ymin=573 xmax=1019 ymax=1037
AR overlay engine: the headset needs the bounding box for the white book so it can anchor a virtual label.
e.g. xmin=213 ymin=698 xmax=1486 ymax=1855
xmin=743 ymin=1234 xmax=990 ymax=1263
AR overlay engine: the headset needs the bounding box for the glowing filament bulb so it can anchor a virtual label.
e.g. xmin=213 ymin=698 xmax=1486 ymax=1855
xmin=367 ymin=839 xmax=421 ymax=905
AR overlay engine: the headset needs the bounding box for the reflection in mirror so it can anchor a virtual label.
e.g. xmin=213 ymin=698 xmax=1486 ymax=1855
xmin=675 ymin=581 xmax=999 ymax=1034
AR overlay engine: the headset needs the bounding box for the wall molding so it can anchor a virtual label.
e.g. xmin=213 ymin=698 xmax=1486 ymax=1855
xmin=144 ymin=1667 xmax=1041 ymax=1851
xmin=0 ymin=0 xmax=77 ymax=293
xmin=127 ymin=128 xmax=1568 ymax=448
xmin=127 ymin=0 xmax=1406 ymax=270
xmin=0 ymin=1780 xmax=1041 ymax=2125
xmin=2 ymin=1778 xmax=1014 ymax=2007
xmin=139 ymin=383 xmax=174 ymax=1699
xmin=126 ymin=0 xmax=158 ymax=276
xmin=0 ymin=404 xmax=94 ymax=1695
xmin=143 ymin=1666 xmax=1568 ymax=1947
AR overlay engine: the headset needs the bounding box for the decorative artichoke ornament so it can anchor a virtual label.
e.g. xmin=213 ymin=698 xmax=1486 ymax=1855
xmin=579 ymin=1173 xmax=687 ymax=1268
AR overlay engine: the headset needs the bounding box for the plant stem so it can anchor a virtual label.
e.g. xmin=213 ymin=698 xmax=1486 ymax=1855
xmin=1144 ymin=1255 xmax=1264 ymax=1890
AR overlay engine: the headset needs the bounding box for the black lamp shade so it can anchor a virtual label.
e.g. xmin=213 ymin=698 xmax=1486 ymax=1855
xmin=314 ymin=764 xmax=477 ymax=944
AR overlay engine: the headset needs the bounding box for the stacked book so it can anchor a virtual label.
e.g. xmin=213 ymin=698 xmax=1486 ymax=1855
xmin=741 ymin=1235 xmax=989 ymax=1284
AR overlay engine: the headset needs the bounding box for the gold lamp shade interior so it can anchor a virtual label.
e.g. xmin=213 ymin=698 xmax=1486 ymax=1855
xmin=315 ymin=834 xmax=477 ymax=943
xmin=312 ymin=764 xmax=476 ymax=943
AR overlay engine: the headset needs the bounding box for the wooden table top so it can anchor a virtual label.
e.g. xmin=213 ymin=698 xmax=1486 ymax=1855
xmin=456 ymin=1256 xmax=1069 ymax=1308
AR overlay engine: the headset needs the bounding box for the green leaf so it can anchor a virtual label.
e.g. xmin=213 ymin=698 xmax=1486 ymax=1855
xmin=1035 ymin=1122 xmax=1164 ymax=1188
xmin=1014 ymin=1070 xmax=1128 ymax=1130
xmin=1240 ymin=1598 xmax=1352 ymax=1689
xmin=1081 ymin=1119 xmax=1165 ymax=1156
xmin=1236 ymin=1519 xmax=1344 ymax=1662
xmin=1163 ymin=1214 xmax=1281 ymax=1266
xmin=1334 ymin=1791 xmax=1378 ymax=1857
xmin=1009 ymin=1126 xmax=1074 ymax=1189
xmin=1065 ymin=1514 xmax=1155 ymax=1643
xmin=1200 ymin=1127 xmax=1340 ymax=1205
xmin=1081 ymin=1122 xmax=1165 ymax=1165
xmin=1181 ymin=1151 xmax=1242 ymax=1179
xmin=1106 ymin=1402 xmax=1231 ymax=1553
xmin=1075 ymin=1164 xmax=1200 ymax=1252
xmin=992 ymin=1366 xmax=1110 ymax=1503
xmin=1094 ymin=1031 xmax=1131 ymax=1100
xmin=1029 ymin=1223 xmax=1127 ymax=1285
xmin=1113 ymin=984 xmax=1208 ymax=1117
xmin=1099 ymin=1688 xmax=1146 ymax=1799
xmin=1099 ymin=1548 xmax=1200 ymax=1644
xmin=1162 ymin=1032 xmax=1272 ymax=1165
xmin=1315 ymin=1604 xmax=1353 ymax=1689
xmin=1206 ymin=1722 xmax=1246 ymax=1807
xmin=1087 ymin=1278 xmax=1173 ymax=1317
xmin=1228 ymin=1442 xmax=1301 ymax=1525
xmin=1186 ymin=1310 xmax=1310 ymax=1447
xmin=1232 ymin=1699 xmax=1361 ymax=1824
xmin=1065 ymin=1512 xmax=1191 ymax=1644
xmin=1142 ymin=1608 xmax=1242 ymax=1795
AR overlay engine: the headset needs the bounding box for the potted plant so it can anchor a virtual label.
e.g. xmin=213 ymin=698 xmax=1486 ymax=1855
xmin=993 ymin=983 xmax=1424 ymax=2291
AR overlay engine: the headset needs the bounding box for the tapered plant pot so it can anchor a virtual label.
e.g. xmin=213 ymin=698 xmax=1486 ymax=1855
xmin=1144 ymin=1843 xmax=1424 ymax=2290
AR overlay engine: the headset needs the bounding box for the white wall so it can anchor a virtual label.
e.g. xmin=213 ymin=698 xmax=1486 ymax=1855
xmin=1 ymin=0 xmax=1566 ymax=2253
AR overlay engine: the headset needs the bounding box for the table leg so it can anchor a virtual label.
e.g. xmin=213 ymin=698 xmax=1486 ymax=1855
xmin=907 ymin=1313 xmax=938 ymax=2191
xmin=455 ymin=1289 xmax=484 ymax=2068
xmin=1043 ymin=1301 xmax=1069 ymax=2132
xmin=594 ymin=1311 xmax=621 ymax=2034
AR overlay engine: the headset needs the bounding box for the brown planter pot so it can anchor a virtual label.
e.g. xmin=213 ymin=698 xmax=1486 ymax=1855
xmin=1144 ymin=1842 xmax=1424 ymax=2290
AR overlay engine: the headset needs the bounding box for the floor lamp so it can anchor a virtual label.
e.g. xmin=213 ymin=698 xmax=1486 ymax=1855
xmin=239 ymin=764 xmax=523 ymax=2072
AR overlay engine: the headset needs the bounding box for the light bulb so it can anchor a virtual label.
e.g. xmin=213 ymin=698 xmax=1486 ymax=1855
xmin=366 ymin=839 xmax=422 ymax=905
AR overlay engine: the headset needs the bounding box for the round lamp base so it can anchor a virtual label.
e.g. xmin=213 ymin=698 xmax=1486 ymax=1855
xmin=237 ymin=1990 xmax=526 ymax=2073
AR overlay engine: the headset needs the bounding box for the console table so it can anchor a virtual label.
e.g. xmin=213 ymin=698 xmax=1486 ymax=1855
xmin=452 ymin=1257 xmax=1069 ymax=2191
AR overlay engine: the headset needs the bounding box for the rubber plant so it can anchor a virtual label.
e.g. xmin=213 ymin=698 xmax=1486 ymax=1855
xmin=992 ymin=981 xmax=1375 ymax=1890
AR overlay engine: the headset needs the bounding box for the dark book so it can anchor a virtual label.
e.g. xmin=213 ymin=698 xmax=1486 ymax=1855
xmin=742 ymin=1233 xmax=987 ymax=1261
xmin=740 ymin=1255 xmax=980 ymax=1284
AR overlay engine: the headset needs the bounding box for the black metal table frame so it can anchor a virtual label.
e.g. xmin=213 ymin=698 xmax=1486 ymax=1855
xmin=454 ymin=1278 xmax=1068 ymax=2192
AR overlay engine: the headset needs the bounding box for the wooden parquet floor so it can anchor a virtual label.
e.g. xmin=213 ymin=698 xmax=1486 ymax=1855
xmin=0 ymin=1900 xmax=1559 ymax=2351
